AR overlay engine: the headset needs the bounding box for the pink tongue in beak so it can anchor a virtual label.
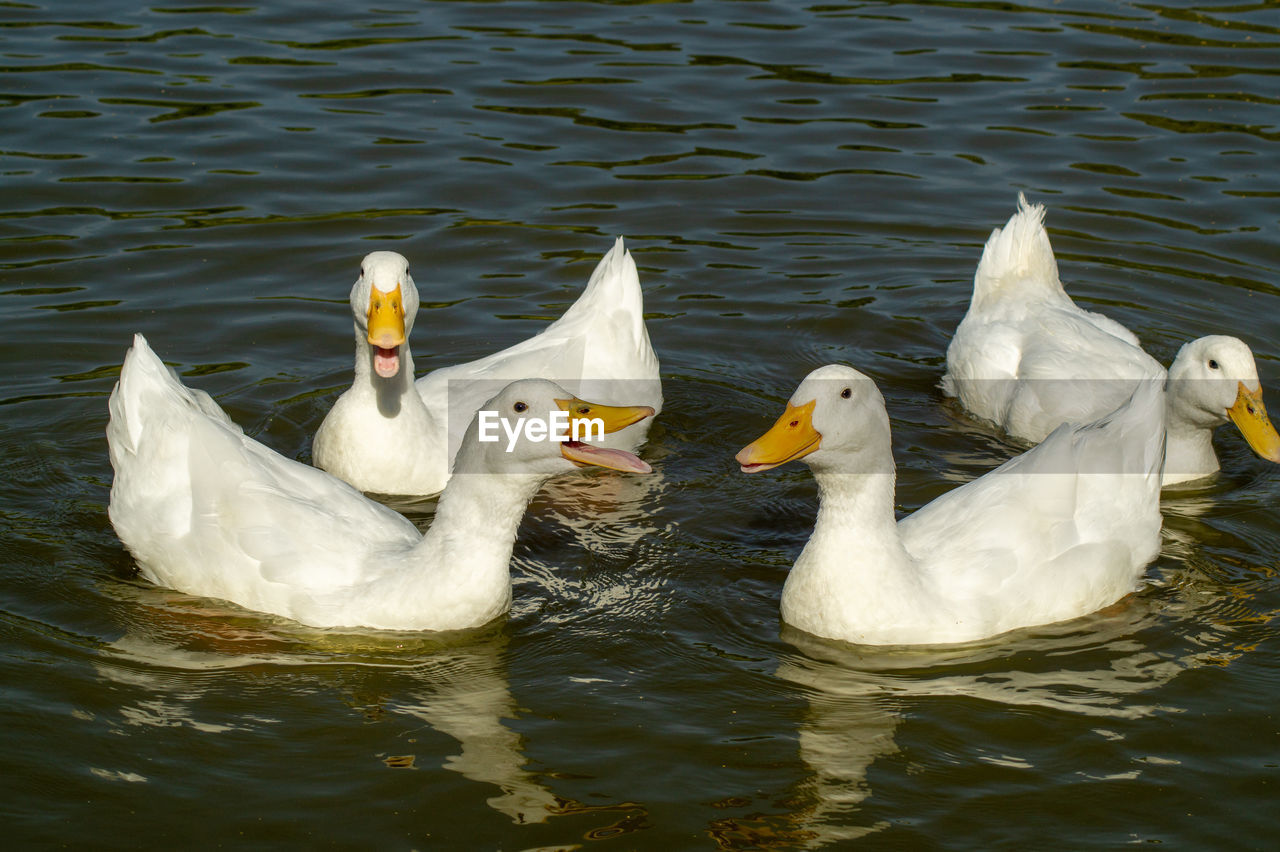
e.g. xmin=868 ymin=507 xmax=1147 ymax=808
xmin=373 ymin=346 xmax=400 ymax=378
xmin=561 ymin=440 xmax=652 ymax=474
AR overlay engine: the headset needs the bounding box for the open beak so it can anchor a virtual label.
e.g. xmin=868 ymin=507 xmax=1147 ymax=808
xmin=367 ymin=283 xmax=406 ymax=378
xmin=736 ymin=399 xmax=820 ymax=473
xmin=554 ymin=397 xmax=655 ymax=474
xmin=1228 ymin=382 xmax=1280 ymax=463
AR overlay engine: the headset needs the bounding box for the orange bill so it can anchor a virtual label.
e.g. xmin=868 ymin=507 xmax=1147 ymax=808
xmin=1228 ymin=382 xmax=1280 ymax=463
xmin=736 ymin=399 xmax=820 ymax=473
xmin=554 ymin=397 xmax=655 ymax=473
xmin=367 ymin=283 xmax=406 ymax=349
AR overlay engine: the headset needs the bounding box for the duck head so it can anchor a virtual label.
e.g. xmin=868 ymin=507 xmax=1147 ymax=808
xmin=1166 ymin=335 xmax=1280 ymax=465
xmin=737 ymin=364 xmax=891 ymax=475
xmin=461 ymin=378 xmax=655 ymax=477
xmin=351 ymin=251 xmax=419 ymax=379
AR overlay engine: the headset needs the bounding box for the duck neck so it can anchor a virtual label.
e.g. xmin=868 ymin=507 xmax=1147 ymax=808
xmin=807 ymin=469 xmax=912 ymax=572
xmin=781 ymin=464 xmax=919 ymax=641
xmin=351 ymin=325 xmax=418 ymax=419
xmin=421 ymin=466 xmax=542 ymax=566
xmin=396 ymin=460 xmax=546 ymax=629
xmin=422 ymin=426 xmax=549 ymax=576
xmin=1161 ymin=392 xmax=1220 ymax=486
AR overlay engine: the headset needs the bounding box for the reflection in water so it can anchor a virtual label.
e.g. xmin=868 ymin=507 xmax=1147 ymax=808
xmin=94 ymin=601 xmax=563 ymax=824
xmin=385 ymin=650 xmax=562 ymax=824
xmin=766 ymin=604 xmax=1233 ymax=849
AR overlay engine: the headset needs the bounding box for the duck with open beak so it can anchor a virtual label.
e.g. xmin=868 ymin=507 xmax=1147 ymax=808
xmin=555 ymin=397 xmax=656 ymax=474
xmin=367 ymin=281 xmax=406 ymax=378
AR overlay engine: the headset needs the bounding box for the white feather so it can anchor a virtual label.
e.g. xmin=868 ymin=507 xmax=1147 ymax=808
xmin=743 ymin=364 xmax=1164 ymax=646
xmin=107 ymin=335 xmax=650 ymax=630
xmin=942 ymin=194 xmax=1278 ymax=486
xmin=314 ymin=237 xmax=662 ymax=496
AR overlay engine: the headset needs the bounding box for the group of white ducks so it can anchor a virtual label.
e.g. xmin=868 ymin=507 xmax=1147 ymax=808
xmin=107 ymin=196 xmax=1280 ymax=645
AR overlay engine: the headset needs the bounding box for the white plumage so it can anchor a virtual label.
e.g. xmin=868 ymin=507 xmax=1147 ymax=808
xmin=738 ymin=364 xmax=1165 ymax=646
xmin=314 ymin=237 xmax=662 ymax=496
xmin=941 ymin=194 xmax=1280 ymax=486
xmin=107 ymin=334 xmax=653 ymax=631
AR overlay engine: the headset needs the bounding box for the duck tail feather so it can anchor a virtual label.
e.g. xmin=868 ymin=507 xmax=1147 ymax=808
xmin=971 ymin=193 xmax=1064 ymax=310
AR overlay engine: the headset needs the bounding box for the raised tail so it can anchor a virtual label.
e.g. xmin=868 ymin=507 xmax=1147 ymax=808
xmin=107 ymin=334 xmax=171 ymax=458
xmin=547 ymin=235 xmax=661 ymax=402
xmin=970 ymin=193 xmax=1065 ymax=313
xmin=107 ymin=334 xmax=237 ymax=462
xmin=553 ymin=236 xmax=643 ymax=326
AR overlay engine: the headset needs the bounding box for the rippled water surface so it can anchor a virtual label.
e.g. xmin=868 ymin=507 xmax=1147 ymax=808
xmin=4 ymin=1 xmax=1280 ymax=847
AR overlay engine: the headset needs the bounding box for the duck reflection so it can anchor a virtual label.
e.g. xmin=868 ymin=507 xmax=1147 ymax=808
xmin=94 ymin=595 xmax=563 ymax=824
xmin=762 ymin=593 xmax=1229 ymax=850
xmin=773 ymin=638 xmax=897 ymax=844
xmin=381 ymin=637 xmax=563 ymax=824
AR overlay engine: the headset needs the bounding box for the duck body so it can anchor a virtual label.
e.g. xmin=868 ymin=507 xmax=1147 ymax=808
xmin=941 ymin=194 xmax=1280 ymax=487
xmin=108 ymin=334 xmax=653 ymax=631
xmin=739 ymin=364 xmax=1165 ymax=646
xmin=415 ymin=235 xmax=662 ymax=467
xmin=314 ymin=237 xmax=662 ymax=496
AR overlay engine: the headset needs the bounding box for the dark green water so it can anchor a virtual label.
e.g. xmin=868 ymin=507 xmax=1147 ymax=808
xmin=3 ymin=1 xmax=1279 ymax=848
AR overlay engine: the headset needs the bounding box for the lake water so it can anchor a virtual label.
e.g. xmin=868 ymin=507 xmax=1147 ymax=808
xmin=3 ymin=1 xmax=1279 ymax=847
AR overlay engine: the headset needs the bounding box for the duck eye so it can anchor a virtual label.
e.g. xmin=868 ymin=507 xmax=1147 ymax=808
xmin=841 ymin=387 xmax=852 ymax=399
xmin=513 ymin=401 xmax=528 ymax=413
xmin=1209 ymin=359 xmax=1219 ymax=370
xmin=578 ymin=406 xmax=591 ymax=415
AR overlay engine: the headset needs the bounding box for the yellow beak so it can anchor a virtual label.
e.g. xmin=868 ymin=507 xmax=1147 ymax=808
xmin=1228 ymin=382 xmax=1280 ymax=463
xmin=367 ymin=283 xmax=406 ymax=349
xmin=553 ymin=397 xmax=655 ymax=473
xmin=554 ymin=397 xmax=655 ymax=434
xmin=736 ymin=399 xmax=820 ymax=473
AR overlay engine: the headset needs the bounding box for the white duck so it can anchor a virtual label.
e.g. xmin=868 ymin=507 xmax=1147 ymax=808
xmin=313 ymin=238 xmax=662 ymax=496
xmin=737 ymin=364 xmax=1165 ymax=646
xmin=941 ymin=194 xmax=1280 ymax=487
xmin=107 ymin=334 xmax=654 ymax=631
